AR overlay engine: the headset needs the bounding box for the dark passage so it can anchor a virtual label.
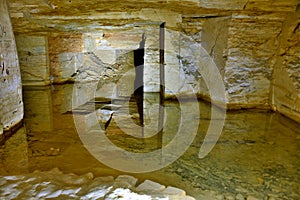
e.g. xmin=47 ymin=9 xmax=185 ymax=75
xmin=158 ymin=22 xmax=165 ymax=147
xmin=133 ymin=33 xmax=146 ymax=126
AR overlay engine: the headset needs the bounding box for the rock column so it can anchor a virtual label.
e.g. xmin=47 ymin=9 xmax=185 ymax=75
xmin=0 ymin=0 xmax=23 ymax=139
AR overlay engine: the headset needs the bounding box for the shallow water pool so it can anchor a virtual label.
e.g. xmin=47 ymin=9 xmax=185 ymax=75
xmin=0 ymin=85 xmax=299 ymax=199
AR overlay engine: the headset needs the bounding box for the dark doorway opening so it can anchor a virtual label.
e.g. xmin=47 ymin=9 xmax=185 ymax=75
xmin=132 ymin=23 xmax=165 ymax=140
xmin=133 ymin=33 xmax=145 ymax=126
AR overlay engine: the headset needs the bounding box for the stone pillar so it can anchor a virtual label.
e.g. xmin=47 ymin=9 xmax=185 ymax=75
xmin=16 ymin=35 xmax=49 ymax=85
xmin=143 ymin=26 xmax=161 ymax=138
xmin=144 ymin=27 xmax=160 ymax=92
xmin=0 ymin=0 xmax=23 ymax=137
xmin=164 ymin=29 xmax=181 ymax=96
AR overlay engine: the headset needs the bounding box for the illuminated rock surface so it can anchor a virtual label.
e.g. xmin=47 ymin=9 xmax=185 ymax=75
xmin=0 ymin=168 xmax=196 ymax=199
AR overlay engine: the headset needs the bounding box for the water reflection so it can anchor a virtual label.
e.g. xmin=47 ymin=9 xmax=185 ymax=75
xmin=0 ymin=85 xmax=299 ymax=199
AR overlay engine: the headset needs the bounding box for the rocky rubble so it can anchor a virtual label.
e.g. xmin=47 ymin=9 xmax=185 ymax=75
xmin=0 ymin=168 xmax=195 ymax=200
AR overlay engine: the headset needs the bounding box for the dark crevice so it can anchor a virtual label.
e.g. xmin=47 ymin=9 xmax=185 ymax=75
xmin=292 ymin=22 xmax=300 ymax=34
xmin=133 ymin=33 xmax=145 ymax=126
xmin=158 ymin=22 xmax=165 ymax=148
xmin=243 ymin=0 xmax=250 ymax=10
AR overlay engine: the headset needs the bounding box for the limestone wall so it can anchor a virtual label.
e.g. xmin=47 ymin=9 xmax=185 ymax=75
xmin=6 ymin=1 xmax=300 ymax=122
xmin=180 ymin=11 xmax=300 ymax=122
xmin=224 ymin=13 xmax=283 ymax=109
xmin=0 ymin=0 xmax=23 ymax=135
xmin=48 ymin=33 xmax=83 ymax=83
xmin=144 ymin=27 xmax=160 ymax=92
xmin=271 ymin=9 xmax=300 ymax=122
xmin=15 ymin=31 xmax=140 ymax=86
xmin=16 ymin=35 xmax=49 ymax=85
xmin=199 ymin=0 xmax=298 ymax=12
xmin=55 ymin=32 xmax=139 ymax=101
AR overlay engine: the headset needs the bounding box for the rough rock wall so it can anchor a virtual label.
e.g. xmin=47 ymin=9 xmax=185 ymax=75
xmin=224 ymin=13 xmax=283 ymax=109
xmin=16 ymin=35 xmax=49 ymax=85
xmin=7 ymin=1 xmax=300 ymax=122
xmin=47 ymin=31 xmax=137 ymax=86
xmin=271 ymin=8 xmax=300 ymax=122
xmin=199 ymin=0 xmax=298 ymax=12
xmin=0 ymin=0 xmax=23 ymax=135
xmin=179 ymin=16 xmax=229 ymax=99
xmin=48 ymin=33 xmax=83 ymax=83
xmin=179 ymin=17 xmax=205 ymax=96
xmin=182 ymin=16 xmax=204 ymax=43
xmin=202 ymin=16 xmax=230 ymax=77
xmin=180 ymin=12 xmax=299 ymax=118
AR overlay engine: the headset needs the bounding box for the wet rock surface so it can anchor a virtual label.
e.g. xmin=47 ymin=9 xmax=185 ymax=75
xmin=0 ymin=168 xmax=195 ymax=200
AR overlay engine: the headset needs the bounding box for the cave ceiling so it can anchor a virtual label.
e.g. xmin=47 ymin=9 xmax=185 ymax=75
xmin=7 ymin=0 xmax=300 ymax=34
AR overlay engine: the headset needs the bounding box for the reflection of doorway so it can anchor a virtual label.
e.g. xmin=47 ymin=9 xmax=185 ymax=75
xmin=133 ymin=33 xmax=145 ymax=126
xmin=133 ymin=22 xmax=165 ymax=140
xmin=158 ymin=22 xmax=165 ymax=147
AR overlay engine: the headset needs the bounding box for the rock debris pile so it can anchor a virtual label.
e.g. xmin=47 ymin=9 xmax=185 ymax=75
xmin=0 ymin=168 xmax=195 ymax=200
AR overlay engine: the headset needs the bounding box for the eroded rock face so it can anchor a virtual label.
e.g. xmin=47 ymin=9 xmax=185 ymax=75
xmin=272 ymin=9 xmax=300 ymax=122
xmin=7 ymin=0 xmax=299 ymax=33
xmin=224 ymin=13 xmax=283 ymax=108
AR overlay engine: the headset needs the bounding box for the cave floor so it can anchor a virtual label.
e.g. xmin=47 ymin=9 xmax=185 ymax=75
xmin=0 ymin=85 xmax=299 ymax=199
